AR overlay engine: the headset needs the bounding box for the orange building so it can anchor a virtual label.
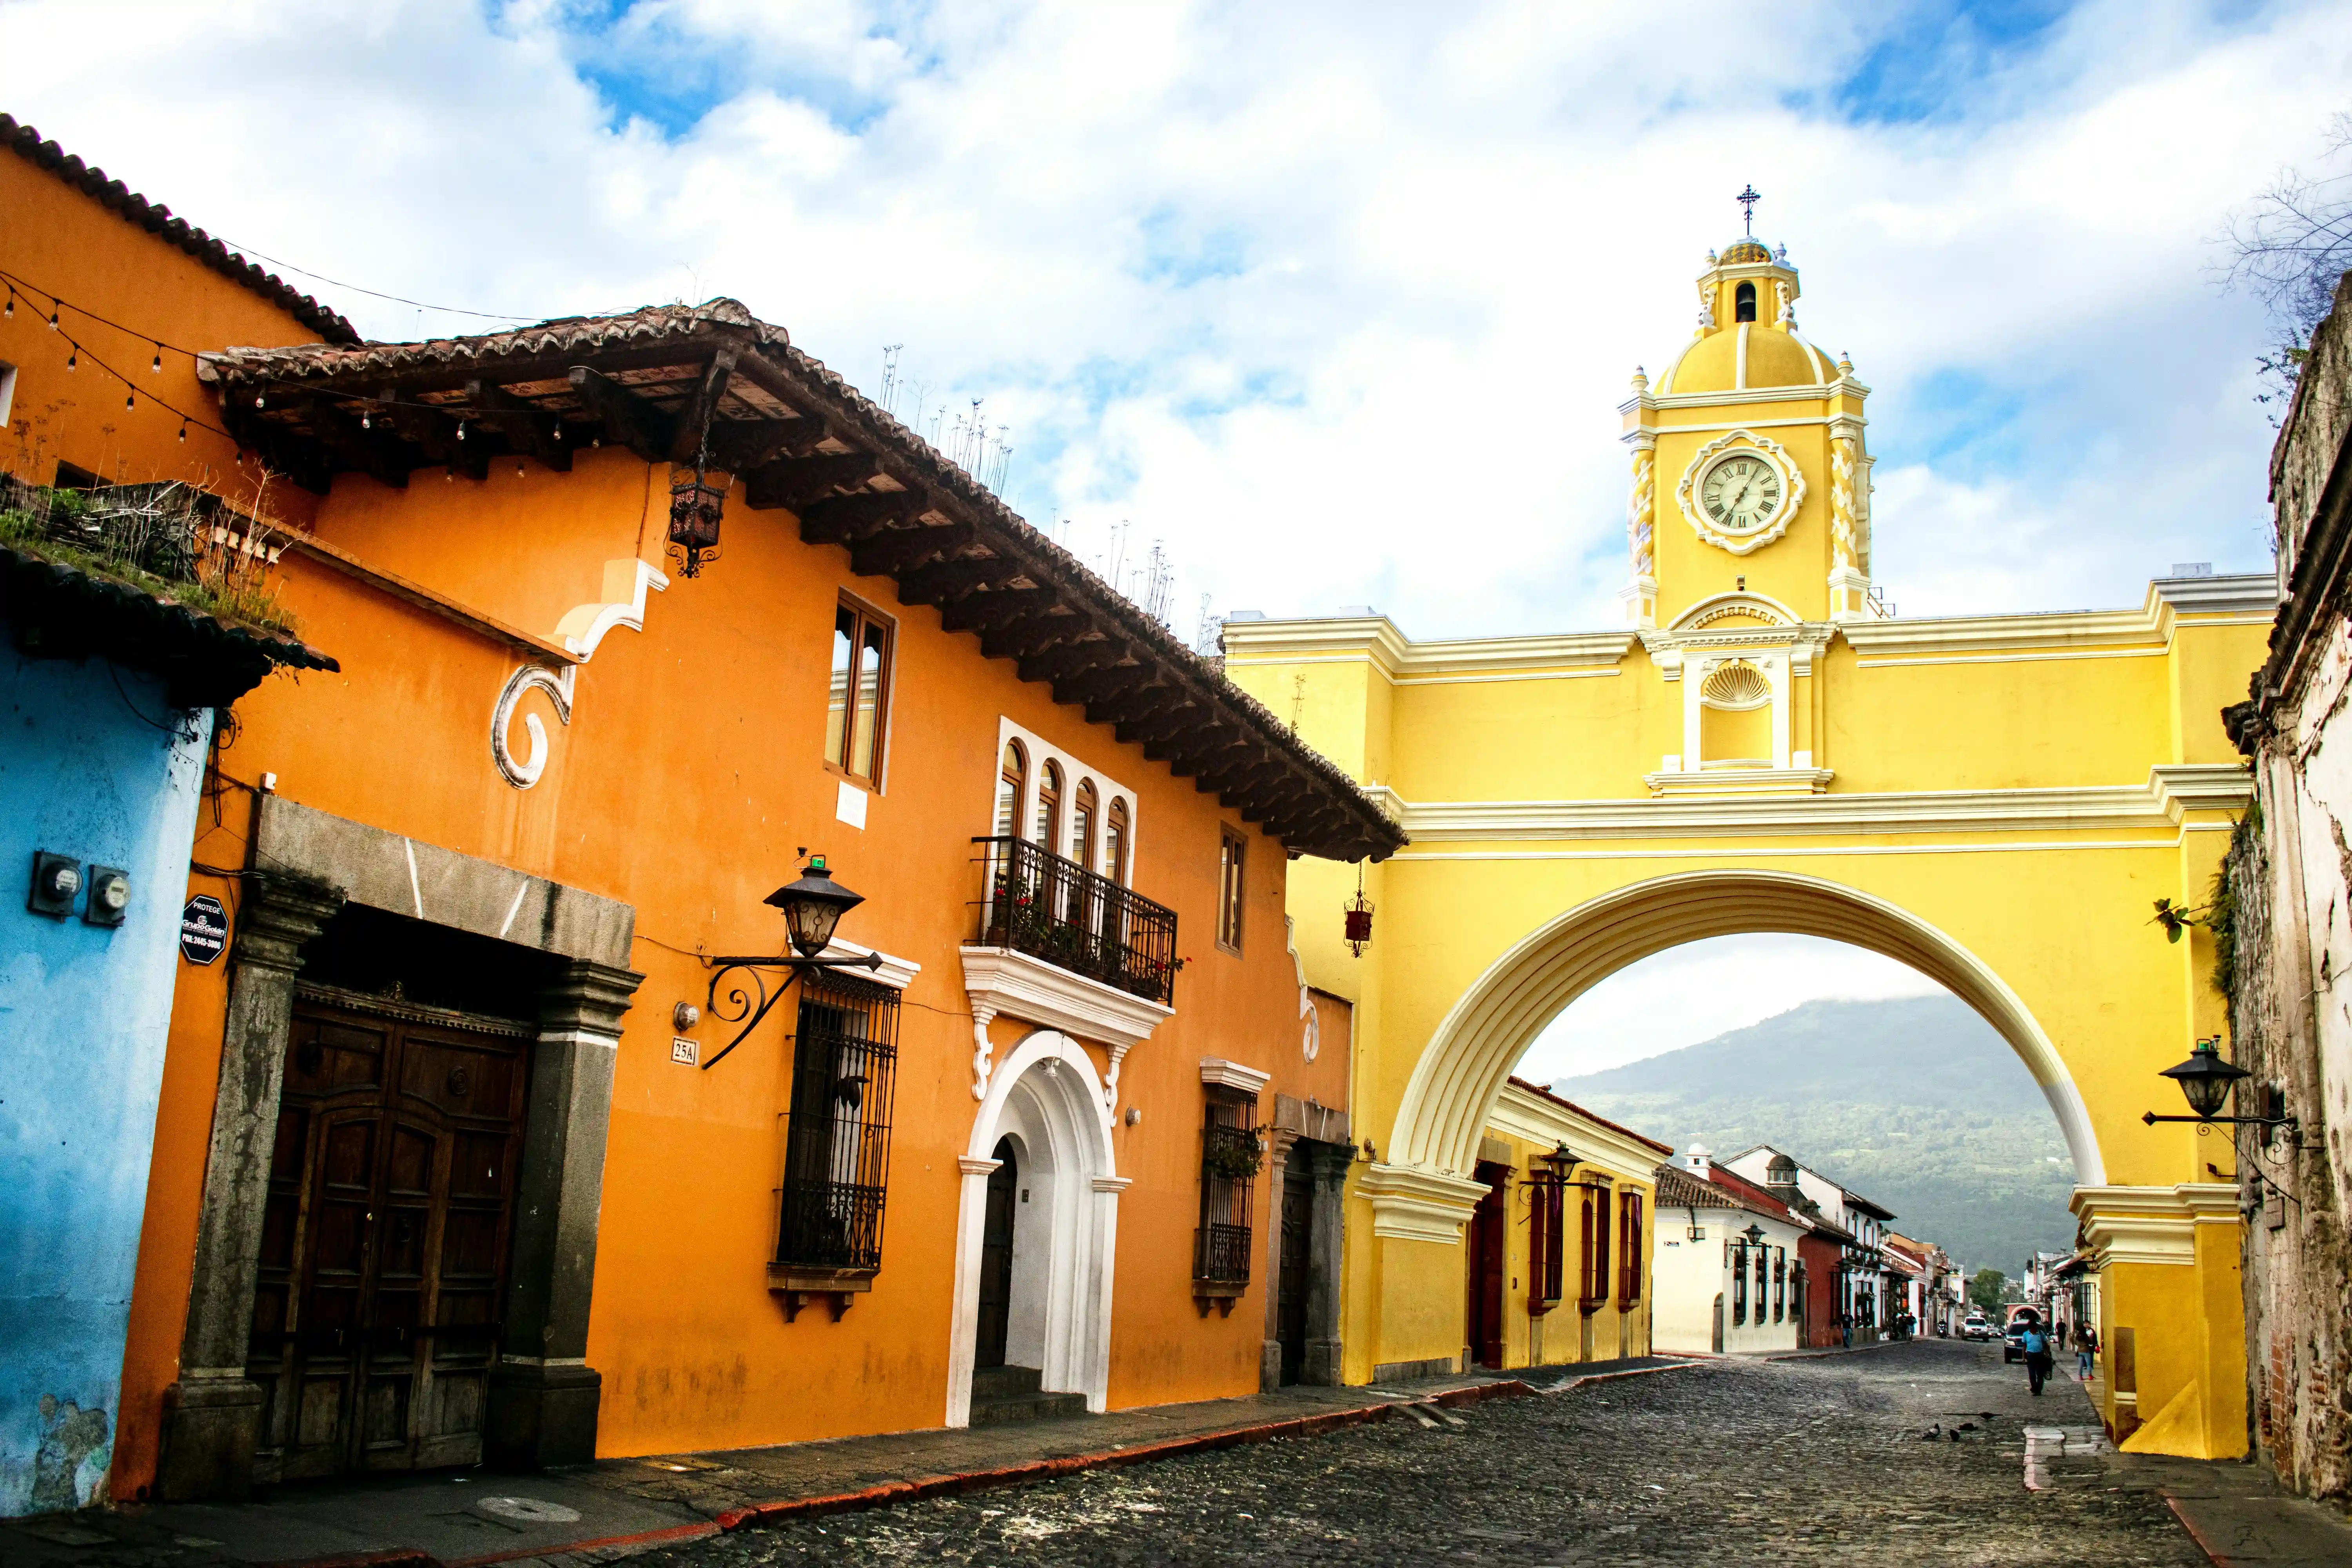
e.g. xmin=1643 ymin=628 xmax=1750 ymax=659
xmin=0 ymin=116 xmax=1399 ymax=1505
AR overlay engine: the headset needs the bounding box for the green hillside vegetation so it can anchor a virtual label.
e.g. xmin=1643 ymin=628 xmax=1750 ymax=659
xmin=1552 ymin=995 xmax=2077 ymax=1274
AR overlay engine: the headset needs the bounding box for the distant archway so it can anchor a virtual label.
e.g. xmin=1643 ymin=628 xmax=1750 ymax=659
xmin=1388 ymin=868 xmax=2104 ymax=1186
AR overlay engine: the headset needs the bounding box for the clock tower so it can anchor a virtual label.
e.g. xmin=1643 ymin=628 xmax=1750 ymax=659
xmin=1619 ymin=232 xmax=1874 ymax=630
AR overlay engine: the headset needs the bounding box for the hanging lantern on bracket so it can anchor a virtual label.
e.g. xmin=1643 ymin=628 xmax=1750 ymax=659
xmin=667 ymin=462 xmax=728 ymax=578
xmin=1343 ymin=862 xmax=1374 ymax=957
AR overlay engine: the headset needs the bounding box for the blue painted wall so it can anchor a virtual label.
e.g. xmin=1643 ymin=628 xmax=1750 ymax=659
xmin=0 ymin=639 xmax=212 ymax=1515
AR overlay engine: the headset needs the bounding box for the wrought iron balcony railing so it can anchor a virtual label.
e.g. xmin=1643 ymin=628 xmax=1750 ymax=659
xmin=1193 ymin=1222 xmax=1253 ymax=1286
xmin=971 ymin=835 xmax=1180 ymax=1006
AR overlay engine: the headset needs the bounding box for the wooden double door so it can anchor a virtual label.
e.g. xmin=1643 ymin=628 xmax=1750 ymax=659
xmin=1274 ymin=1162 xmax=1314 ymax=1384
xmin=245 ymin=986 xmax=531 ymax=1480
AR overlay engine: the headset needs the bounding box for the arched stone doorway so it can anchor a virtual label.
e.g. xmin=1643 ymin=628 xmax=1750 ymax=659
xmin=945 ymin=1031 xmax=1123 ymax=1427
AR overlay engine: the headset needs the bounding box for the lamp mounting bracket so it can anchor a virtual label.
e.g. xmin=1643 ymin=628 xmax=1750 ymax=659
xmin=698 ymin=949 xmax=884 ymax=1071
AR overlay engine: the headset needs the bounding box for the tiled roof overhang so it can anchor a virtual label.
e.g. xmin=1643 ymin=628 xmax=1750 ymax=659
xmin=196 ymin=301 xmax=1403 ymax=862
xmin=1 ymin=544 xmax=339 ymax=710
xmin=2 ymin=114 xmax=359 ymax=345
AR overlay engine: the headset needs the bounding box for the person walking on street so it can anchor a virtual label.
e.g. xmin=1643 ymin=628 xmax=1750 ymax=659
xmin=2021 ymin=1313 xmax=2054 ymax=1396
xmin=2053 ymin=1318 xmax=2069 ymax=1352
xmin=2077 ymin=1325 xmax=2098 ymax=1382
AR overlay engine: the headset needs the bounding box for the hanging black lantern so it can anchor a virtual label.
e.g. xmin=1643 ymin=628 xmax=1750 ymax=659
xmin=668 ymin=465 xmax=727 ymax=578
xmin=2159 ymin=1036 xmax=2248 ymax=1120
xmin=765 ymin=853 xmax=866 ymax=957
xmin=1344 ymin=864 xmax=1374 ymax=956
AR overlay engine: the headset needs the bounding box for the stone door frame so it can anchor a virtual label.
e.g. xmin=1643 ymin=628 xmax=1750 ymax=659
xmin=158 ymin=796 xmax=641 ymax=1501
xmin=1260 ymin=1094 xmax=1350 ymax=1389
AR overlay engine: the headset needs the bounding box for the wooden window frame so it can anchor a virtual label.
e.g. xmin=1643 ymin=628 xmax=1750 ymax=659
xmin=1617 ymin=1191 xmax=1643 ymax=1307
xmin=824 ymin=592 xmax=897 ymax=790
xmin=1216 ymin=827 xmax=1246 ymax=955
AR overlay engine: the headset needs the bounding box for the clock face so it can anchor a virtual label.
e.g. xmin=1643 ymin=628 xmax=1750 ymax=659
xmin=1701 ymin=453 xmax=1783 ymax=533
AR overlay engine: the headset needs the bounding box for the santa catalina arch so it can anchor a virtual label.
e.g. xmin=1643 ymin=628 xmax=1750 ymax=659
xmin=1225 ymin=232 xmax=2270 ymax=1459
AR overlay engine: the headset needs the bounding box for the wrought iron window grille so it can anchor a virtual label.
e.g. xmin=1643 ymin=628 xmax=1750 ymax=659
xmin=772 ymin=971 xmax=900 ymax=1281
xmin=971 ymin=835 xmax=1179 ymax=1005
xmin=1194 ymin=1093 xmax=1257 ymax=1309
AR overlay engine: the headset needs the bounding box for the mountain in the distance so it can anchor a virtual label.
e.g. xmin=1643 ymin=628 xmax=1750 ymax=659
xmin=1551 ymin=994 xmax=2076 ymax=1276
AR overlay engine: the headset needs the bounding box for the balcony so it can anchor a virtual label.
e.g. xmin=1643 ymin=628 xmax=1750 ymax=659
xmin=970 ymin=836 xmax=1179 ymax=1006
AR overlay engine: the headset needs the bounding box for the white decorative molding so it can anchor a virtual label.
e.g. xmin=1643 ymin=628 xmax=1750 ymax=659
xmin=1384 ymin=764 xmax=2249 ymax=843
xmin=2071 ymin=1184 xmax=2240 ymax=1267
xmin=1680 ymin=592 xmax=1799 ymax=630
xmin=1285 ymin=915 xmax=1320 ymax=1063
xmin=1222 ymin=616 xmax=1634 ymax=686
xmin=1675 ymin=429 xmax=1808 ymax=557
xmin=1200 ymin=1057 xmax=1273 ymax=1096
xmin=492 ymin=558 xmax=669 ymax=791
xmin=993 ymin=716 xmax=1141 ymax=882
xmin=1844 ymin=577 xmax=2277 ymax=661
xmin=1357 ymin=1162 xmax=1489 ymax=1244
xmin=1645 ymin=766 xmax=1834 ymax=798
xmin=1490 ymin=1081 xmax=1673 ymax=1179
xmin=957 ymin=1155 xmax=1003 ymax=1177
xmin=814 ymin=938 xmax=922 ymax=991
xmin=491 ymin=663 xmax=575 ymax=789
xmin=1091 ymin=1174 xmax=1134 ymax=1194
xmin=553 ymin=557 xmax=669 ymax=657
xmin=960 ymin=946 xmax=1174 ymax=1104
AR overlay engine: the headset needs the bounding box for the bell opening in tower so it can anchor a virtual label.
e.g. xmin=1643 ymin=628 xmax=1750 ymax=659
xmin=1735 ymin=281 xmax=1757 ymax=323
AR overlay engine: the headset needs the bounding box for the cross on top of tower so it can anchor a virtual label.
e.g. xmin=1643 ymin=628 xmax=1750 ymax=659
xmin=1736 ymin=184 xmax=1761 ymax=235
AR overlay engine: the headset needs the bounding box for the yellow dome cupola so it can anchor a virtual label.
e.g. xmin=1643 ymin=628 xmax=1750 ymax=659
xmin=1618 ymin=188 xmax=1874 ymax=630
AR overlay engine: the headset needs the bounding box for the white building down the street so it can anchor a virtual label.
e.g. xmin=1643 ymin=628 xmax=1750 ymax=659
xmin=1725 ymin=1145 xmax=1895 ymax=1341
xmin=1650 ymin=1148 xmax=1809 ymax=1356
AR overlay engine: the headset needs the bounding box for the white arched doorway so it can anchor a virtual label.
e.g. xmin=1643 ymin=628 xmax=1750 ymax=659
xmin=945 ymin=1031 xmax=1125 ymax=1427
xmin=1382 ymin=868 xmax=2105 ymax=1198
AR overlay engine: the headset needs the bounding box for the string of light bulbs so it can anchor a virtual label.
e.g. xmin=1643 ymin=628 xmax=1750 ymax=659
xmin=2 ymin=265 xmax=593 ymax=448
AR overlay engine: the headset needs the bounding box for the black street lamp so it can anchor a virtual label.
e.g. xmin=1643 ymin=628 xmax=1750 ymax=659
xmin=700 ymin=852 xmax=884 ymax=1071
xmin=2142 ymin=1035 xmax=2296 ymax=1142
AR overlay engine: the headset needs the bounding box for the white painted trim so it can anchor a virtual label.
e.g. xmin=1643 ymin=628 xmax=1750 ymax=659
xmin=945 ymin=1032 xmax=1119 ymax=1426
xmin=1645 ymin=766 xmax=1833 ymax=798
xmin=1842 ymin=578 xmax=2275 ymax=658
xmin=991 ymin=717 xmax=1140 ymax=883
xmin=1200 ymin=1057 xmax=1273 ymax=1095
xmin=960 ymin=946 xmax=1175 ymax=1054
xmin=813 ymin=938 xmax=922 ymax=991
xmin=554 ymin=557 xmax=670 ymax=658
xmin=1488 ymin=1082 xmax=1669 ymax=1180
xmin=1374 ymin=764 xmax=2250 ymax=843
xmin=1357 ymin=1161 xmax=1489 ymax=1244
xmin=1390 ymin=832 xmax=2229 ymax=862
xmin=2071 ymin=1184 xmax=2239 ymax=1267
xmin=1221 ymin=617 xmax=1634 ymax=682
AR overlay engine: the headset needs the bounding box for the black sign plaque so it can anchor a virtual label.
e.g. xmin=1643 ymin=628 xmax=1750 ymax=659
xmin=180 ymin=894 xmax=229 ymax=965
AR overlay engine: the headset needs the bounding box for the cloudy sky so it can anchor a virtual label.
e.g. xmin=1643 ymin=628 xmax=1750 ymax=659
xmin=5 ymin=0 xmax=2343 ymax=1069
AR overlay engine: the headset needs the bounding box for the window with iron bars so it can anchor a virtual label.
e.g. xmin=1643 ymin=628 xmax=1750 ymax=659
xmin=775 ymin=971 xmax=900 ymax=1276
xmin=1526 ymin=1166 xmax=1567 ymax=1313
xmin=1578 ymin=1178 xmax=1613 ymax=1314
xmin=1731 ymin=1239 xmax=1749 ymax=1326
xmin=1194 ymin=1092 xmax=1259 ymax=1287
xmin=973 ymin=835 xmax=1179 ymax=1005
xmin=1617 ymin=1191 xmax=1644 ymax=1306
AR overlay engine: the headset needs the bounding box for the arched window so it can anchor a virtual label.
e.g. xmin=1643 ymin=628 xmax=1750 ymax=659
xmin=996 ymin=741 xmax=1027 ymax=838
xmin=1735 ymin=280 xmax=1757 ymax=322
xmin=1034 ymin=761 xmax=1062 ymax=851
xmin=1070 ymin=779 xmax=1098 ymax=871
xmin=1105 ymin=798 xmax=1130 ymax=886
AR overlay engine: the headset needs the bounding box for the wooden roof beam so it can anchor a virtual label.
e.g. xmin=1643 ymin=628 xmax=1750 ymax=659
xmin=940 ymin=586 xmax=1060 ymax=635
xmin=301 ymin=398 xmax=410 ymax=490
xmin=898 ymin=556 xmax=1024 ymax=607
xmin=711 ymin=415 xmax=827 ymax=472
xmin=1028 ymin=640 xmax=1134 ymax=688
xmin=744 ymin=451 xmax=884 ymax=510
xmin=667 ymin=346 xmax=739 ymax=464
xmin=568 ymin=366 xmax=669 ymax=464
xmin=798 ymin=489 xmax=933 ymax=547
xmin=848 ymin=519 xmax=968 ymax=577
xmin=465 ymin=379 xmax=572 ymax=472
xmin=981 ymin=613 xmax=1092 ymax=661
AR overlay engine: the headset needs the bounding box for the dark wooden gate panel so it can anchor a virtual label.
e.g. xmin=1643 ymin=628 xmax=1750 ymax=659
xmin=1466 ymin=1161 xmax=1508 ymax=1370
xmin=975 ymin=1138 xmax=1018 ymax=1371
xmin=247 ymin=987 xmax=530 ymax=1481
xmin=1276 ymin=1164 xmax=1313 ymax=1385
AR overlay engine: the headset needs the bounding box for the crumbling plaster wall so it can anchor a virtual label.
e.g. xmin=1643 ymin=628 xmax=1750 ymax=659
xmin=2232 ymin=268 xmax=2352 ymax=1503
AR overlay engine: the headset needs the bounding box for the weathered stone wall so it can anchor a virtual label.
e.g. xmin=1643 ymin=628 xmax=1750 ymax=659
xmin=2230 ymin=267 xmax=2352 ymax=1504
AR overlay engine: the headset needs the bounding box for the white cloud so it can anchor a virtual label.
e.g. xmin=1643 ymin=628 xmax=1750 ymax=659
xmin=1 ymin=0 xmax=2344 ymax=639
xmin=1517 ymin=934 xmax=1947 ymax=1083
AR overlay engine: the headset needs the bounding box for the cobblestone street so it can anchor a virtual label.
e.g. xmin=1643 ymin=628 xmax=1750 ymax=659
xmin=641 ymin=1343 xmax=2198 ymax=1567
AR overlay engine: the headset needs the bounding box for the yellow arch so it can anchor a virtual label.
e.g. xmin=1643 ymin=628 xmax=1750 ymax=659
xmin=1388 ymin=867 xmax=2105 ymax=1185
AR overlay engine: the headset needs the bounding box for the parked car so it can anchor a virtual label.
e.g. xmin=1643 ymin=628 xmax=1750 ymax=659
xmin=2003 ymin=1305 xmax=2038 ymax=1362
